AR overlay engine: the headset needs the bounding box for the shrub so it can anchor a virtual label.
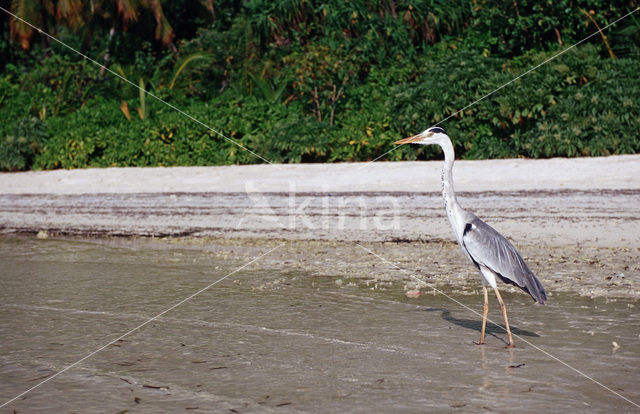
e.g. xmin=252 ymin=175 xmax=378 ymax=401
xmin=386 ymin=45 xmax=640 ymax=160
xmin=2 ymin=1 xmax=639 ymax=169
xmin=0 ymin=117 xmax=48 ymax=171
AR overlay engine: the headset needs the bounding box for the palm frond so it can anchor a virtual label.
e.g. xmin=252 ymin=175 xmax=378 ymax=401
xmin=169 ymin=52 xmax=213 ymax=89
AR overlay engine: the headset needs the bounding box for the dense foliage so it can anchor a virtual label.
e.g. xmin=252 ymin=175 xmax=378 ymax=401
xmin=1 ymin=0 xmax=639 ymax=170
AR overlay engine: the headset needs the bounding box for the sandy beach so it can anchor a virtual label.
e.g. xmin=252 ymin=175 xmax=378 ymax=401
xmin=1 ymin=156 xmax=639 ymax=298
xmin=2 ymin=157 xmax=640 ymax=413
xmin=2 ymin=155 xmax=640 ymax=194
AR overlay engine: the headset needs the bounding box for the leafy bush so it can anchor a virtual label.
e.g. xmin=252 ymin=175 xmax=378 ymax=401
xmin=14 ymin=45 xmax=640 ymax=169
xmin=0 ymin=117 xmax=48 ymax=171
xmin=388 ymin=45 xmax=640 ymax=160
xmin=1 ymin=1 xmax=639 ymax=170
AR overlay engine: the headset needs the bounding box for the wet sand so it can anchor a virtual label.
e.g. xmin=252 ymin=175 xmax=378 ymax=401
xmin=1 ymin=158 xmax=640 ymax=411
xmin=1 ymin=158 xmax=639 ymax=298
xmin=1 ymin=237 xmax=639 ymax=412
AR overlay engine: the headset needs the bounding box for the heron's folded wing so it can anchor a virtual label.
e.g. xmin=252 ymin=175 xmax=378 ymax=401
xmin=462 ymin=217 xmax=546 ymax=303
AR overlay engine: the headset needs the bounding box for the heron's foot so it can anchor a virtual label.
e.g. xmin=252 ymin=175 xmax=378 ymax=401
xmin=505 ymin=343 xmax=516 ymax=349
xmin=473 ymin=340 xmax=485 ymax=346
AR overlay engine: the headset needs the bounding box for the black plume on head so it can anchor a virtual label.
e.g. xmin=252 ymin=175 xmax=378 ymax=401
xmin=428 ymin=127 xmax=446 ymax=134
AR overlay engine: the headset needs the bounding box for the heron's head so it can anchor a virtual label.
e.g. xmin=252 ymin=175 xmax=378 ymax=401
xmin=394 ymin=127 xmax=448 ymax=146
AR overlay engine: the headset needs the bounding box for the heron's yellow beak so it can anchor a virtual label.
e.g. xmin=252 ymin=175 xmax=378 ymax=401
xmin=394 ymin=132 xmax=429 ymax=145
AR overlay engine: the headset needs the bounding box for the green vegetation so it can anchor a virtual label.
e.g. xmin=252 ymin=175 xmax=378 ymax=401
xmin=1 ymin=1 xmax=639 ymax=170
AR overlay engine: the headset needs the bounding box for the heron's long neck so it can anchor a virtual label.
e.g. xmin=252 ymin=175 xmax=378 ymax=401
xmin=439 ymin=138 xmax=462 ymax=238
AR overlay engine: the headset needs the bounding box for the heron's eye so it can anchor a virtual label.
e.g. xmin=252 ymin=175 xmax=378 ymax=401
xmin=426 ymin=132 xmax=434 ymax=137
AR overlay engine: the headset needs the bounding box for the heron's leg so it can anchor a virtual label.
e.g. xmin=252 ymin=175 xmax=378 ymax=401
xmin=479 ymin=286 xmax=489 ymax=345
xmin=493 ymin=288 xmax=515 ymax=348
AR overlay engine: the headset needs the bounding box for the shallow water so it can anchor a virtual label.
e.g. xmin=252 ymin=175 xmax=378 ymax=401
xmin=1 ymin=237 xmax=639 ymax=413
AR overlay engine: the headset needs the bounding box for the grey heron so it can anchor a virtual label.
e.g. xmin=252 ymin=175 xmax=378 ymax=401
xmin=395 ymin=127 xmax=546 ymax=348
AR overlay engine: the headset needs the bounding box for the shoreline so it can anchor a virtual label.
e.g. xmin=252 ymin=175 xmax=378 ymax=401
xmin=2 ymin=157 xmax=639 ymax=299
xmin=5 ymin=234 xmax=638 ymax=300
xmin=1 ymin=156 xmax=639 ymax=247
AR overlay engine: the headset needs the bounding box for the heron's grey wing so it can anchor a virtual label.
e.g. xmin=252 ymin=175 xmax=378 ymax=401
xmin=462 ymin=216 xmax=547 ymax=304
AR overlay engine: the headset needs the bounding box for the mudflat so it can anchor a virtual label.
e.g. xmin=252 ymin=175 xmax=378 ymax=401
xmin=1 ymin=156 xmax=639 ymax=298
